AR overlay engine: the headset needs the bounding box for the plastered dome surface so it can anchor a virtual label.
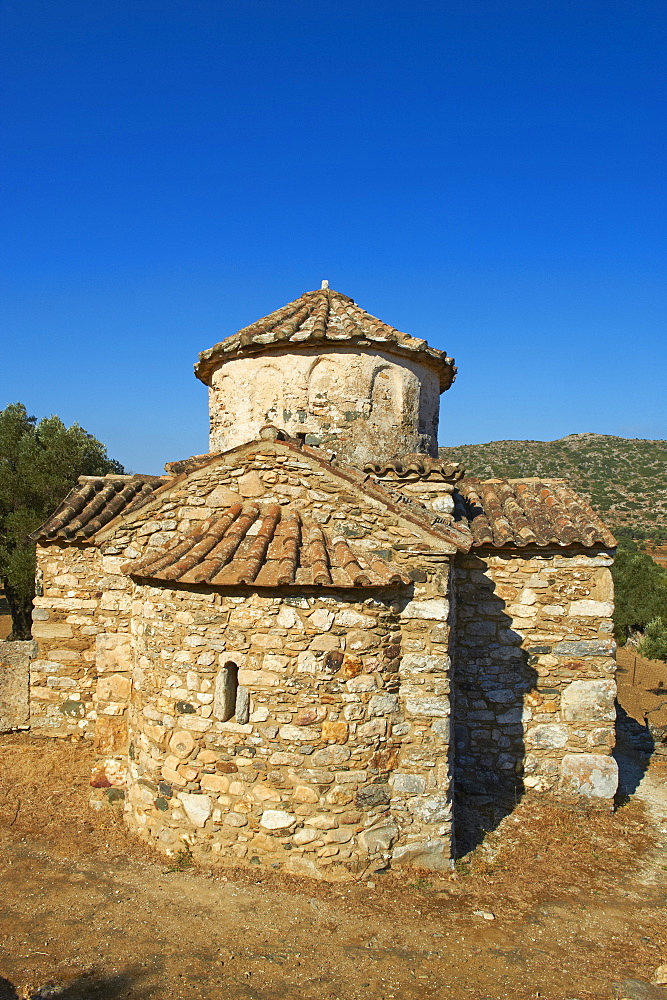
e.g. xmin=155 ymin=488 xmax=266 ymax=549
xmin=195 ymin=286 xmax=457 ymax=466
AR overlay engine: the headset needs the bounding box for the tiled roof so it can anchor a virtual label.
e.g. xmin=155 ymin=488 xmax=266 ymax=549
xmin=123 ymin=503 xmax=413 ymax=589
xmin=30 ymin=475 xmax=168 ymax=542
xmin=364 ymin=453 xmax=464 ymax=482
xmin=195 ymin=287 xmax=457 ymax=392
xmin=161 ymin=430 xmax=474 ymax=554
xmin=456 ymin=478 xmax=616 ymax=549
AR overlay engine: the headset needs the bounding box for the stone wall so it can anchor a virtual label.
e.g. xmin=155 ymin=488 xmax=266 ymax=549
xmin=104 ymin=568 xmax=454 ymax=879
xmin=207 ymin=347 xmax=441 ymax=466
xmin=31 ymin=545 xmax=133 ymax=737
xmin=0 ymin=640 xmax=35 ymax=731
xmin=453 ymin=547 xmax=617 ymax=850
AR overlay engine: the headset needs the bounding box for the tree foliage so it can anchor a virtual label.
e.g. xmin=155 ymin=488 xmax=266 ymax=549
xmin=0 ymin=403 xmax=123 ymax=639
xmin=611 ymin=538 xmax=667 ymax=654
xmin=638 ymin=618 xmax=667 ymax=662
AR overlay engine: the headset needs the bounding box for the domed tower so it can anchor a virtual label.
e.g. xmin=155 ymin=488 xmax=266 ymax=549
xmin=194 ymin=284 xmax=456 ymax=468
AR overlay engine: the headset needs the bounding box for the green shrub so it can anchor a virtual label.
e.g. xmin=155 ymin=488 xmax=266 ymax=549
xmin=638 ymin=618 xmax=667 ymax=663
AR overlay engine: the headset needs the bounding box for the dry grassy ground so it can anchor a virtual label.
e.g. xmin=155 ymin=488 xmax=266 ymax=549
xmin=0 ymin=735 xmax=665 ymax=1000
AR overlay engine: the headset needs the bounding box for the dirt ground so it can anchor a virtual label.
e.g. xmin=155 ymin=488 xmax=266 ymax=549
xmin=616 ymin=646 xmax=667 ymax=738
xmin=0 ymin=735 xmax=665 ymax=1000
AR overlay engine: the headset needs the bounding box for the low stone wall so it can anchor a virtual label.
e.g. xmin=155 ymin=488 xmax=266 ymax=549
xmin=0 ymin=640 xmax=35 ymax=731
xmin=102 ymin=573 xmax=454 ymax=878
xmin=31 ymin=545 xmax=132 ymax=737
xmin=453 ymin=547 xmax=617 ymax=839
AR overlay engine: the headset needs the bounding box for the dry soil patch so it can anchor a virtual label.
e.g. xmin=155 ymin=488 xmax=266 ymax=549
xmin=0 ymin=734 xmax=665 ymax=1000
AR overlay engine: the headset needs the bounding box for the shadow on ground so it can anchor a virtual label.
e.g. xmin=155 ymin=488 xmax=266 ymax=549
xmin=0 ymin=971 xmax=152 ymax=1000
xmin=614 ymin=703 xmax=654 ymax=803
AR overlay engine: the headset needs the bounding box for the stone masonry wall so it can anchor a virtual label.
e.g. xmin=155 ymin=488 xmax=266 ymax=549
xmin=108 ymin=571 xmax=454 ymax=880
xmin=0 ymin=640 xmax=35 ymax=732
xmin=208 ymin=347 xmax=441 ymax=467
xmin=453 ymin=547 xmax=617 ymax=848
xmin=31 ymin=545 xmax=133 ymax=738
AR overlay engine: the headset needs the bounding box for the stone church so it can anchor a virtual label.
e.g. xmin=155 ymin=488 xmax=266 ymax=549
xmin=30 ymin=284 xmax=618 ymax=877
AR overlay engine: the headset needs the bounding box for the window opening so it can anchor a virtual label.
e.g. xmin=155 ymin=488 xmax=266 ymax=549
xmin=215 ymin=661 xmax=238 ymax=722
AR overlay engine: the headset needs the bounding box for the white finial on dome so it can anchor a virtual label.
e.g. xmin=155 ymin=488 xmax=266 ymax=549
xmin=321 ymin=279 xmax=329 ymax=289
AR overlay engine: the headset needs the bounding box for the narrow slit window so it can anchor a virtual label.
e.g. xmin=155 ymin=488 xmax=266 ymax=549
xmin=214 ymin=661 xmax=238 ymax=722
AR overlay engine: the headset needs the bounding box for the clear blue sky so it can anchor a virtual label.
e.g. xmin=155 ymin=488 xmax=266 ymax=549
xmin=1 ymin=0 xmax=665 ymax=474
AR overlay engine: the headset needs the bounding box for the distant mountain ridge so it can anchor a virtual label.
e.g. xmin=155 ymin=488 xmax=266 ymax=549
xmin=439 ymin=433 xmax=667 ymax=539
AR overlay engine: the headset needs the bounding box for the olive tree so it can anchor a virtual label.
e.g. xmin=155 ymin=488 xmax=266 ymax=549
xmin=0 ymin=403 xmax=123 ymax=639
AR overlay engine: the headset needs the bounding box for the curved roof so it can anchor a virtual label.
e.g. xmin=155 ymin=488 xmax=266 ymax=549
xmin=195 ymin=286 xmax=457 ymax=392
xmin=364 ymin=453 xmax=464 ymax=482
xmin=122 ymin=502 xmax=412 ymax=589
xmin=455 ymin=478 xmax=617 ymax=549
xmin=30 ymin=475 xmax=167 ymax=542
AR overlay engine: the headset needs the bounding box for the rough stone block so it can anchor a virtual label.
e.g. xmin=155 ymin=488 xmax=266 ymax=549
xmin=97 ymin=673 xmax=132 ymax=703
xmin=358 ymin=823 xmax=398 ymax=854
xmin=368 ymin=693 xmax=399 ymax=717
xmin=207 ymin=485 xmax=243 ymax=507
xmin=279 ymin=724 xmax=319 ymax=742
xmin=392 ymin=837 xmax=449 ymax=870
xmin=31 ymin=623 xmax=74 ymax=639
xmin=93 ymin=716 xmax=128 ymax=755
xmin=400 ymin=653 xmax=450 ymax=674
xmin=311 ymin=745 xmax=351 ymax=766
xmin=561 ymin=679 xmax=616 ymax=722
xmin=391 ymin=773 xmax=426 ymax=794
xmin=96 ymin=633 xmax=132 ymax=673
xmin=0 ymin=640 xmax=34 ymax=731
xmin=560 ymin=753 xmax=618 ymax=798
xmin=168 ymin=729 xmax=196 ymax=758
xmin=237 ymin=668 xmax=281 ymax=688
xmin=569 ymin=599 xmax=614 ymax=617
xmin=178 ymin=792 xmax=212 ymax=827
xmin=260 ymin=809 xmax=295 ymax=830
xmin=90 ymin=758 xmax=127 ymax=788
xmin=431 ymin=717 xmax=450 ymax=741
xmin=404 ymin=696 xmax=449 ymax=718
xmin=334 ymin=610 xmax=376 ymax=629
xmin=527 ymin=723 xmax=569 ymax=749
xmin=553 ymin=639 xmax=615 ymax=657
xmin=321 ymin=719 xmax=349 ymax=743
xmin=410 ymin=793 xmax=451 ymax=823
xmin=400 ymin=598 xmax=449 ymax=621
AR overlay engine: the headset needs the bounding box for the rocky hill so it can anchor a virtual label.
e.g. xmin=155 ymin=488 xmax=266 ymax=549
xmin=439 ymin=433 xmax=667 ymax=540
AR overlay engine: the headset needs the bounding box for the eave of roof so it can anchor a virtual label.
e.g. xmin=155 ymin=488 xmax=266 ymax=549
xmin=363 ymin=453 xmax=465 ymax=482
xmin=194 ymin=287 xmax=457 ymax=392
xmin=30 ymin=475 xmax=169 ymax=543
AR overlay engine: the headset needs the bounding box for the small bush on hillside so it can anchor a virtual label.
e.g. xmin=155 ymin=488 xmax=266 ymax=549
xmin=638 ymin=618 xmax=667 ymax=663
xmin=612 ymin=539 xmax=667 ymax=644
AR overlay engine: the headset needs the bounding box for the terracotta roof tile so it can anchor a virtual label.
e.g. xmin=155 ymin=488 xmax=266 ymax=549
xmin=456 ymin=478 xmax=616 ymax=549
xmin=30 ymin=475 xmax=168 ymax=542
xmin=161 ymin=431 xmax=474 ymax=554
xmin=195 ymin=287 xmax=457 ymax=392
xmin=123 ymin=503 xmax=412 ymax=589
xmin=363 ymin=453 xmax=464 ymax=481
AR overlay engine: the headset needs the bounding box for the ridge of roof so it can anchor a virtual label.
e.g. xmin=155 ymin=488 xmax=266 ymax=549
xmin=122 ymin=502 xmax=413 ymax=590
xmin=194 ymin=287 xmax=457 ymax=392
xmin=363 ymin=452 xmax=465 ymax=482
